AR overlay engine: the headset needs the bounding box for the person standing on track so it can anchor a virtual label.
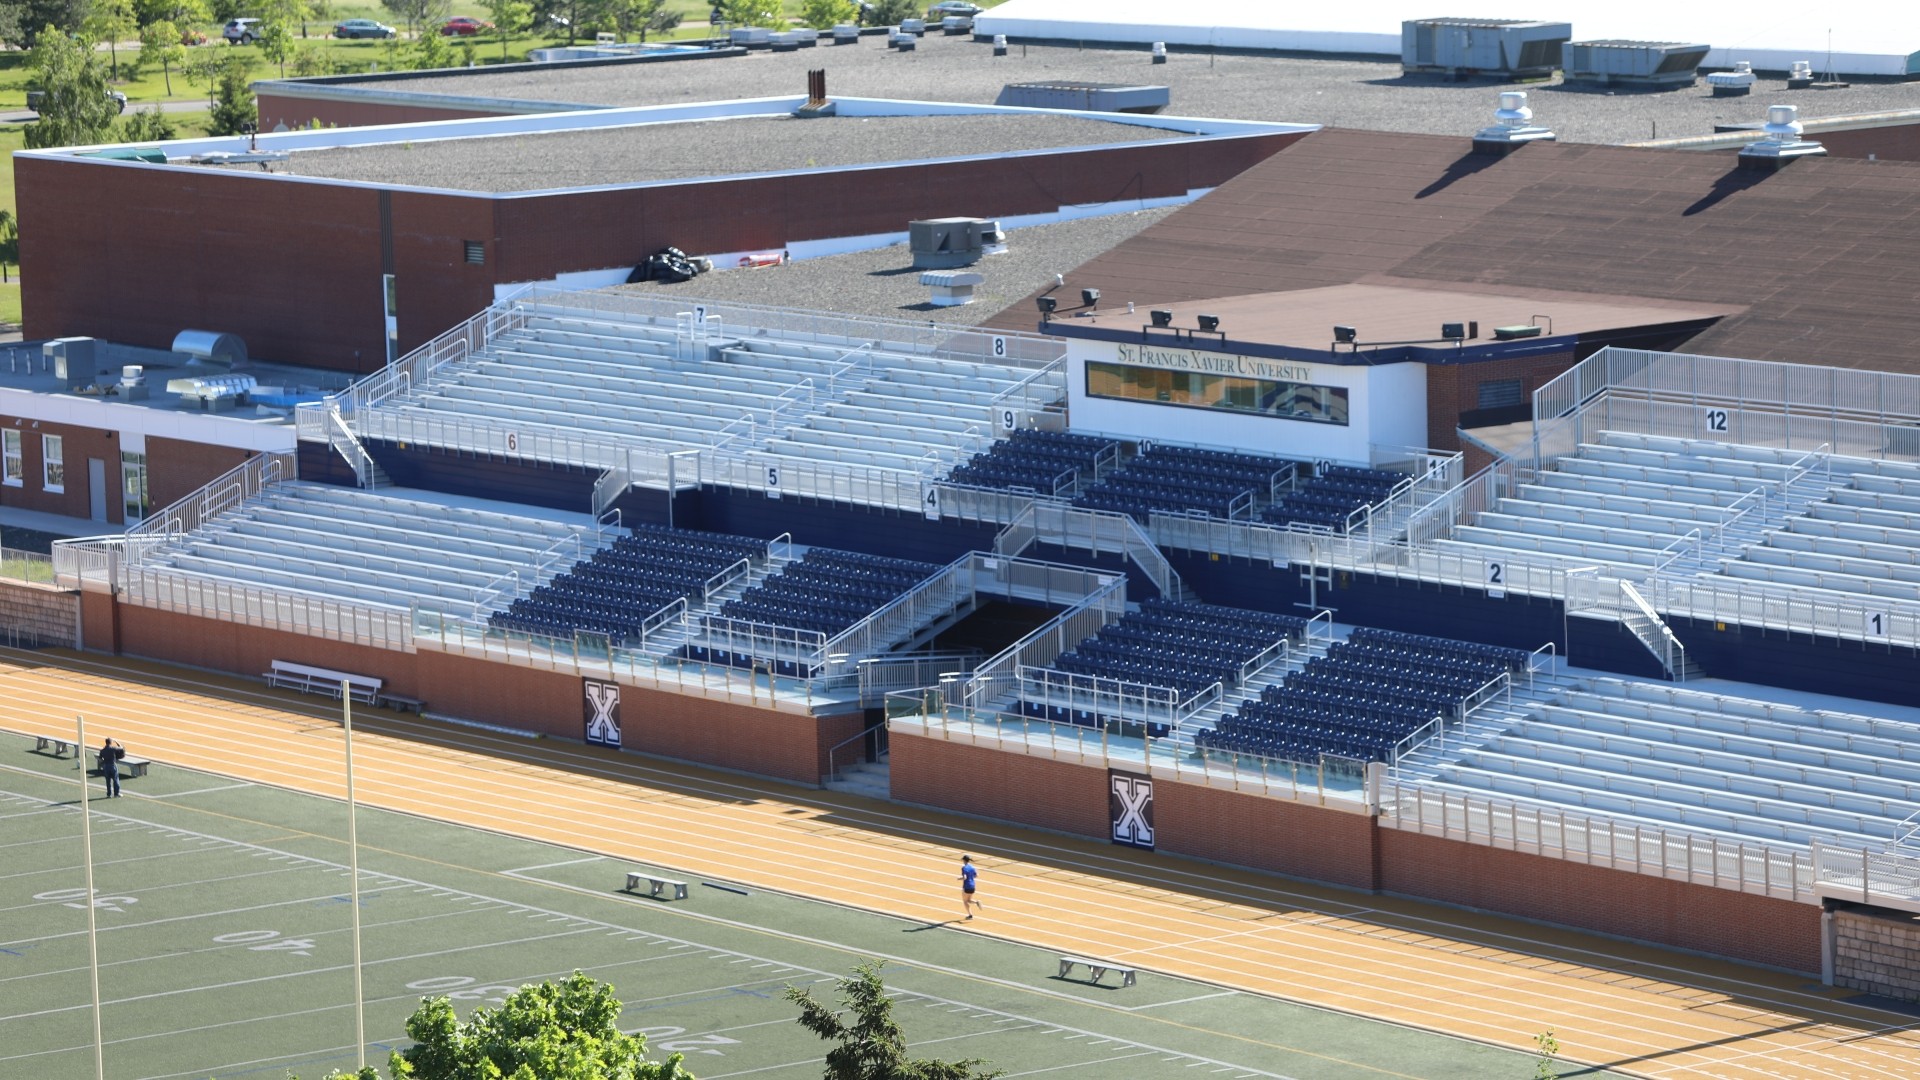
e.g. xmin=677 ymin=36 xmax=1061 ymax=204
xmin=959 ymin=854 xmax=982 ymax=919
xmin=99 ymin=737 xmax=123 ymax=798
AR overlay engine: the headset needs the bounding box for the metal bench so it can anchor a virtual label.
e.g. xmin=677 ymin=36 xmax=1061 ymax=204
xmin=264 ymin=659 xmax=382 ymax=705
xmin=35 ymin=735 xmax=77 ymax=757
xmin=93 ymin=749 xmax=151 ymax=778
xmin=1057 ymin=955 xmax=1136 ymax=988
xmin=626 ymin=871 xmax=689 ymax=901
xmin=379 ymin=693 xmax=427 ymax=714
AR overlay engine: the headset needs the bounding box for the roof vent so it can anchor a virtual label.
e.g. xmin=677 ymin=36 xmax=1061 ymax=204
xmin=1738 ymin=104 xmax=1826 ymax=169
xmin=1472 ymin=91 xmax=1555 ymax=155
xmin=1788 ymin=60 xmax=1814 ymax=88
xmin=1706 ymin=60 xmax=1755 ymax=96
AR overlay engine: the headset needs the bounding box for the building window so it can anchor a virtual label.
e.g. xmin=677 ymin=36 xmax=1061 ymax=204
xmin=463 ymin=240 xmax=485 ymax=265
xmin=2 ymin=430 xmax=20 ymax=486
xmin=42 ymin=434 xmax=64 ymax=492
xmin=121 ymin=450 xmax=149 ymax=523
xmin=1476 ymin=378 xmax=1526 ymax=410
xmin=1085 ymin=361 xmax=1350 ymax=426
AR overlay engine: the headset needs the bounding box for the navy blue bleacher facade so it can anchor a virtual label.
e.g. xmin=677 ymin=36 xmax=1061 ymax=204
xmin=492 ymin=524 xmax=765 ymax=644
xmin=1198 ymin=629 xmax=1528 ymax=765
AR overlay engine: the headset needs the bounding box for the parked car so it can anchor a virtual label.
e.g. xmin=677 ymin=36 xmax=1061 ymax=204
xmin=439 ymin=16 xmax=494 ymax=35
xmin=222 ymin=17 xmax=261 ymax=44
xmin=334 ymin=19 xmax=398 ymax=39
xmin=25 ymin=89 xmax=128 ymax=115
xmin=927 ymin=1 xmax=983 ymax=16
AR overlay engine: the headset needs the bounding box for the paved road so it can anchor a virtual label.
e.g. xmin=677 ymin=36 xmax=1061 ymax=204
xmin=1 ymin=99 xmax=213 ymax=124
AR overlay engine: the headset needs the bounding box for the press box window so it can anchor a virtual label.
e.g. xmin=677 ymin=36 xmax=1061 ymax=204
xmin=1085 ymin=361 xmax=1350 ymax=426
xmin=463 ymin=241 xmax=485 ymax=265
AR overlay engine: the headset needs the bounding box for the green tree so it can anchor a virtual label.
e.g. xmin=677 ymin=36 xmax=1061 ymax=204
xmin=722 ymin=0 xmax=785 ymax=29
xmin=185 ymin=42 xmax=227 ymax=105
xmin=24 ymin=29 xmax=123 ymax=150
xmin=382 ymin=0 xmax=451 ymax=37
xmin=388 ymin=971 xmax=691 ymax=1079
xmin=863 ymin=0 xmax=915 ymax=26
xmin=800 ymin=0 xmax=855 ymax=30
xmin=84 ymin=0 xmax=140 ymax=81
xmin=120 ymin=107 xmax=179 ymax=141
xmin=6 ymin=1 xmax=90 ymax=49
xmin=785 ymin=961 xmax=1002 ymax=1080
xmin=481 ymin=0 xmax=531 ymax=59
xmin=208 ymin=56 xmax=259 ymax=134
xmin=290 ymin=40 xmax=336 ymax=75
xmin=140 ymin=20 xmax=187 ymax=94
xmin=409 ymin=23 xmax=453 ymax=68
xmin=609 ymin=0 xmax=677 ymax=42
xmin=260 ymin=17 xmax=297 ymax=76
xmin=136 ymin=0 xmax=214 ymax=30
xmin=0 ymin=210 xmax=18 ymax=285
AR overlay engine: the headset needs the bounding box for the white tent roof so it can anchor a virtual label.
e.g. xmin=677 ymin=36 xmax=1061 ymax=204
xmin=975 ymin=1 xmax=1920 ymax=77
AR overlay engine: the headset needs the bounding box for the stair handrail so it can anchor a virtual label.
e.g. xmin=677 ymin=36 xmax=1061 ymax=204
xmin=1389 ymin=713 xmax=1449 ymax=775
xmin=825 ymin=342 xmax=874 ymax=395
xmin=1237 ymin=637 xmax=1291 ymax=684
xmin=1619 ymin=578 xmax=1686 ymax=677
xmin=1305 ymin=608 xmax=1335 ymax=644
xmin=1527 ymin=642 xmax=1556 ymax=687
xmin=817 ymin=552 xmax=978 ymax=667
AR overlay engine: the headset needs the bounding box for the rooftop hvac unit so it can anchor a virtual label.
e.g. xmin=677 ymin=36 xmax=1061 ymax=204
xmin=909 ymin=218 xmax=1003 ymax=269
xmin=1562 ymin=40 xmax=1710 ymax=89
xmin=995 ymin=80 xmax=1169 ymax=114
xmin=44 ymin=337 xmax=97 ymax=390
xmin=1402 ymin=18 xmax=1572 ymax=81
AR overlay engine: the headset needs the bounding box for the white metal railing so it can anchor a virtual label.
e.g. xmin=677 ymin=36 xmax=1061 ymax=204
xmin=996 ymin=502 xmax=1184 ymax=598
xmin=965 ymin=573 xmax=1129 ymax=709
xmin=857 ymin=651 xmax=982 ymax=704
xmin=887 ymin=691 xmax=1373 ymax=810
xmin=123 ymin=451 xmax=295 ymax=566
xmin=1619 ymin=579 xmax=1685 ymax=677
xmin=1811 ymin=840 xmax=1920 ymax=911
xmin=1378 ymin=774 xmax=1816 ymax=903
xmin=324 ymin=406 xmax=378 ymax=488
xmin=819 ymin=553 xmax=978 ymax=668
xmin=0 ymin=547 xmax=55 ymax=586
xmin=515 ymin=286 xmax=1067 ymax=369
xmin=705 ymin=450 xmax=926 ymax=513
xmin=1534 ymin=387 xmax=1920 ymax=469
xmin=123 ymin=566 xmax=416 ymax=651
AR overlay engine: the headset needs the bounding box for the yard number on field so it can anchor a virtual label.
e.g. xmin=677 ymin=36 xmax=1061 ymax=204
xmin=36 ymin=888 xmax=137 ymax=914
xmin=215 ymin=929 xmax=316 ymax=957
xmin=634 ymin=1026 xmax=742 ymax=1057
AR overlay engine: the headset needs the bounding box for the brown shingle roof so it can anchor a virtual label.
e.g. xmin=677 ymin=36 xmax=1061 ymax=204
xmin=991 ymin=128 xmax=1920 ymax=373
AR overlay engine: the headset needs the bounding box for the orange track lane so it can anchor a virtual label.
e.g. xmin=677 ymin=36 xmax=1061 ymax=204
xmin=4 ymin=648 xmax=1916 ymax=1079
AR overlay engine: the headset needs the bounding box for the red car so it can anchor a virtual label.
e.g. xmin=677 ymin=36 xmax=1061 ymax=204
xmin=440 ymin=16 xmax=494 ymax=35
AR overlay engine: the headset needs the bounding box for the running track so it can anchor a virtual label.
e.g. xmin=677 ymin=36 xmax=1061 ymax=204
xmin=4 ymin=648 xmax=1915 ymax=1079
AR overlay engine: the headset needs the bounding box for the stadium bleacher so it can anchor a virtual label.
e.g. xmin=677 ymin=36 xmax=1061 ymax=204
xmin=1071 ymin=445 xmax=1295 ymax=522
xmin=1196 ymin=628 xmax=1528 ymax=765
xmin=490 ymin=523 xmax=767 ymax=645
xmin=684 ymin=549 xmax=945 ymax=676
xmin=1020 ymin=599 xmax=1307 ymax=735
xmin=1259 ymin=464 xmax=1406 ymax=532
xmin=944 ymin=428 xmax=1119 ymax=495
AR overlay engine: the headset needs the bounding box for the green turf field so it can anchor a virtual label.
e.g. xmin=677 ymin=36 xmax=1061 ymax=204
xmin=1 ymin=737 xmax=1552 ymax=1079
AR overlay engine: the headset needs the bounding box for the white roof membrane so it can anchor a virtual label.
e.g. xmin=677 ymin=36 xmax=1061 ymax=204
xmin=975 ymin=1 xmax=1920 ymax=77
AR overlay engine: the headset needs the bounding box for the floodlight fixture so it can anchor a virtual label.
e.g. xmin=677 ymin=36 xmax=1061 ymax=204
xmin=1036 ymin=295 xmax=1057 ymax=314
xmin=1081 ymin=287 xmax=1101 ymax=307
xmin=1196 ymin=314 xmax=1220 ymax=333
xmin=1149 ymin=309 xmax=1174 ymax=328
xmin=1442 ymin=322 xmax=1466 ymax=340
xmin=1333 ymin=325 xmax=1358 ymax=344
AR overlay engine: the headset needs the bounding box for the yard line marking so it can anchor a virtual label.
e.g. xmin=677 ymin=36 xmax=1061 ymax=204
xmin=998 ymin=1050 xmax=1158 ymax=1077
xmin=503 ymin=856 xmax=606 ymax=875
xmin=142 ymin=782 xmax=254 ymax=799
xmin=1118 ymin=990 xmax=1241 ymax=1012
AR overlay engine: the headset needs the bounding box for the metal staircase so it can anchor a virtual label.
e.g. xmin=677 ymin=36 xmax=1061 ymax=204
xmin=995 ymin=502 xmax=1192 ymax=601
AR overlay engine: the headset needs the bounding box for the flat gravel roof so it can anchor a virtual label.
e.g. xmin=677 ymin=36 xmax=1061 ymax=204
xmin=349 ymin=37 xmax=1920 ymax=145
xmin=610 ymin=204 xmax=1178 ymax=325
xmin=274 ymin=112 xmax=1181 ymax=191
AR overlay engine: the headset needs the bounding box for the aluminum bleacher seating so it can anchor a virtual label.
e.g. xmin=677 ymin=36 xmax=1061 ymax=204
xmin=686 ymin=549 xmax=944 ymax=676
xmin=1259 ymin=465 xmax=1404 ymax=532
xmin=1022 ymin=600 xmax=1307 ymax=736
xmin=944 ymin=428 xmax=1119 ymax=495
xmin=1197 ymin=628 xmax=1528 ymax=765
xmin=1072 ymin=446 xmax=1294 ymax=522
xmin=489 ymin=523 xmax=766 ymax=645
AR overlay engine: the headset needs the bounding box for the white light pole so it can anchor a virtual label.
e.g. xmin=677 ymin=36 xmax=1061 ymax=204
xmin=342 ymin=683 xmax=366 ymax=1071
xmin=76 ymin=715 xmax=105 ymax=1080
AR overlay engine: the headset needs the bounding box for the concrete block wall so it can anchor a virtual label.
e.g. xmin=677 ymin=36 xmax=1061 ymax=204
xmin=0 ymin=579 xmax=79 ymax=648
xmin=1833 ymin=905 xmax=1920 ymax=1002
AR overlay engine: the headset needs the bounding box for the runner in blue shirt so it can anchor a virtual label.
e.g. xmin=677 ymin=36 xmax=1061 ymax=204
xmin=959 ymin=855 xmax=983 ymax=920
